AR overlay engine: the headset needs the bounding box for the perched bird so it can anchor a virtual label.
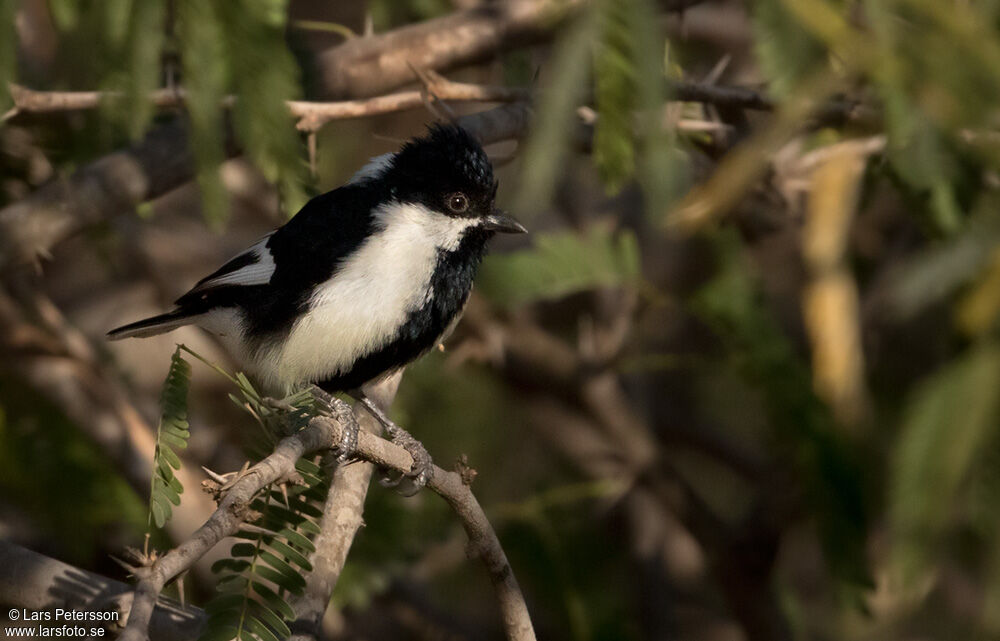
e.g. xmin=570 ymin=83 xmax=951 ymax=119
xmin=108 ymin=124 xmax=526 ymax=489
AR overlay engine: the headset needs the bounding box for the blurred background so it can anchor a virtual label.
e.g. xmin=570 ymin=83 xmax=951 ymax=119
xmin=3 ymin=0 xmax=1000 ymax=639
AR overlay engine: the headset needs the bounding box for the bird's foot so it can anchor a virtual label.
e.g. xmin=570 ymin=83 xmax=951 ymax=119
xmin=380 ymin=427 xmax=433 ymax=496
xmin=355 ymin=394 xmax=434 ymax=496
xmin=310 ymin=386 xmax=359 ymax=463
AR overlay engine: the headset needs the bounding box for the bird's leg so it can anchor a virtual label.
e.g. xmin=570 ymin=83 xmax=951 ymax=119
xmin=352 ymin=392 xmax=433 ymax=495
xmin=309 ymin=385 xmax=359 ymax=463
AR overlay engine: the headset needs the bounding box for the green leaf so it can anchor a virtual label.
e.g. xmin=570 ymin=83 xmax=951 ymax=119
xmin=152 ymin=477 xmax=181 ymax=505
xmin=276 ymin=527 xmax=316 ymax=553
xmin=150 ymin=495 xmax=170 ymax=528
xmin=159 ymin=431 xmax=189 ymax=450
xmin=247 ymin=600 xmax=291 ymax=640
xmin=592 ymin=0 xmax=636 ymax=194
xmin=124 ymin=0 xmax=167 ymax=138
xmin=159 ymin=443 xmax=182 ymax=470
xmin=267 ymin=539 xmax=312 ymax=571
xmin=211 ymin=558 xmax=252 ymax=575
xmin=176 ymin=0 xmax=229 ymax=226
xmin=252 ymin=563 xmax=305 ymax=593
xmin=217 ymin=0 xmax=307 ymax=218
xmin=230 ymin=542 xmax=259 ymax=558
xmin=477 ymin=229 xmax=641 ymax=307
xmin=258 ymin=550 xmax=305 ymax=585
xmin=203 ymin=592 xmax=246 ymax=615
xmin=751 ymin=0 xmax=827 ymax=98
xmin=148 ymin=347 xmax=191 ymax=530
xmin=890 ymin=342 xmax=1000 ymax=580
xmin=513 ymin=3 xmax=602 ymax=217
xmin=250 ymin=583 xmax=296 ymax=620
xmin=242 ymin=614 xmax=280 ymax=641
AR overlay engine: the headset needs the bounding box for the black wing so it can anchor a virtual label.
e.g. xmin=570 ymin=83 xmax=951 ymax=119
xmin=173 ymin=185 xmax=381 ymax=339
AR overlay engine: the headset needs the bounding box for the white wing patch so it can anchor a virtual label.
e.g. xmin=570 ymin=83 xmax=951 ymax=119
xmin=347 ymin=153 xmax=394 ymax=184
xmin=261 ymin=202 xmax=479 ymax=392
xmin=190 ymin=234 xmax=276 ymax=293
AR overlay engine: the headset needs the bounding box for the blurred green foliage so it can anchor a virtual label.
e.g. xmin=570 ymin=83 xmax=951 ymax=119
xmin=478 ymin=228 xmax=640 ymax=307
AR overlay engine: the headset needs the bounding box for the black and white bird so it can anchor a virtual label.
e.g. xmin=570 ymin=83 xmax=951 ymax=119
xmin=108 ymin=124 xmax=525 ymax=489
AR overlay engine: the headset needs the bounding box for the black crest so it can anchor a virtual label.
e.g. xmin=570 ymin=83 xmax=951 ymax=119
xmin=385 ymin=123 xmax=497 ymax=217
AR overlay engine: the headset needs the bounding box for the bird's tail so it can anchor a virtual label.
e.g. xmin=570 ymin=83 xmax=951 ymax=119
xmin=107 ymin=309 xmax=202 ymax=340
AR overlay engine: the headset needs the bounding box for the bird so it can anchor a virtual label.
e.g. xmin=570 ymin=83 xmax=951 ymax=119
xmin=108 ymin=123 xmax=526 ymax=490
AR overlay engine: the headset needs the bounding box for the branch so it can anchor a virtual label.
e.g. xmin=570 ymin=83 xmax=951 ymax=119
xmin=315 ymin=0 xmax=585 ymax=98
xmin=0 ymin=96 xmax=534 ymax=272
xmin=6 ymin=80 xmax=530 ymax=134
xmin=117 ymin=410 xmax=351 ymax=641
xmin=0 ymin=539 xmax=204 ymax=641
xmin=8 ymin=76 xmax=872 ymax=133
xmin=0 ymin=120 xmax=224 ymax=270
xmin=118 ymin=397 xmax=536 ymax=641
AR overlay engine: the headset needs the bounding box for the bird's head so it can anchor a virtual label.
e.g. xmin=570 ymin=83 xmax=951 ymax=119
xmin=379 ymin=124 xmax=527 ymax=236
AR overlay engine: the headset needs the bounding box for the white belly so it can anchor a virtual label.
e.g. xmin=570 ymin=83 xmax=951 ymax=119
xmin=261 ymin=202 xmax=478 ymax=392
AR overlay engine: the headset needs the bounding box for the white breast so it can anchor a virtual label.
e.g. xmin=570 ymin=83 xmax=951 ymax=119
xmin=262 ymin=201 xmax=478 ymax=392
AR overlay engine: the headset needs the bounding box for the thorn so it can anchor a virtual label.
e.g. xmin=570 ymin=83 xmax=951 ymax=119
xmin=409 ymin=62 xmax=458 ymax=123
xmin=110 ymin=555 xmax=139 ymax=575
xmin=279 ymin=482 xmax=290 ymax=509
xmin=437 ymin=342 xmax=446 ymax=352
xmin=202 ymin=466 xmax=229 ymax=484
xmin=178 ymin=574 xmax=186 ymax=609
xmin=703 ymin=54 xmax=732 ymax=86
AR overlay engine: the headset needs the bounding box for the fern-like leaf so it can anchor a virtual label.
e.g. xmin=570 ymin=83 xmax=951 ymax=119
xmin=593 ymin=0 xmax=637 ymax=194
xmin=149 ymin=346 xmax=192 ymax=529
xmin=202 ymin=459 xmax=330 ymax=641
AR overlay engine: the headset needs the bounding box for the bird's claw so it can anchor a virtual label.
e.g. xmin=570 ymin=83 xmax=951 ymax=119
xmin=310 ymin=386 xmax=360 ymax=463
xmin=336 ymin=414 xmax=359 ymax=463
xmin=379 ymin=428 xmax=433 ymax=496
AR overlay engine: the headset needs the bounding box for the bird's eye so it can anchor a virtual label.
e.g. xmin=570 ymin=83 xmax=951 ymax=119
xmin=447 ymin=192 xmax=469 ymax=213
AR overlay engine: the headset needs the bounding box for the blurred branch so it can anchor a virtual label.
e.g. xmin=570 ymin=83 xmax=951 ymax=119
xmin=118 ymin=396 xmax=536 ymax=641
xmin=6 ymin=80 xmax=531 ymax=134
xmin=314 ymin=0 xmax=717 ymax=98
xmin=0 ymin=120 xmax=223 ymax=271
xmin=7 ymin=75 xmax=862 ymax=134
xmin=316 ymin=0 xmax=586 ymax=98
xmin=0 ymin=539 xmax=204 ymax=641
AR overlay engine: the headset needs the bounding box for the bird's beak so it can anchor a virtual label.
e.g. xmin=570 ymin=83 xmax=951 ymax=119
xmin=482 ymin=210 xmax=528 ymax=234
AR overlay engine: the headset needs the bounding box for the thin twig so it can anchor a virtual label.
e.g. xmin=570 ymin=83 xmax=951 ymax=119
xmin=6 ymin=81 xmax=530 ymax=134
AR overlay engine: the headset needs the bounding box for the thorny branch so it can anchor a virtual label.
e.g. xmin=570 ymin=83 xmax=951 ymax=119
xmin=116 ymin=396 xmax=536 ymax=641
xmin=5 ymin=78 xmax=532 ymax=134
